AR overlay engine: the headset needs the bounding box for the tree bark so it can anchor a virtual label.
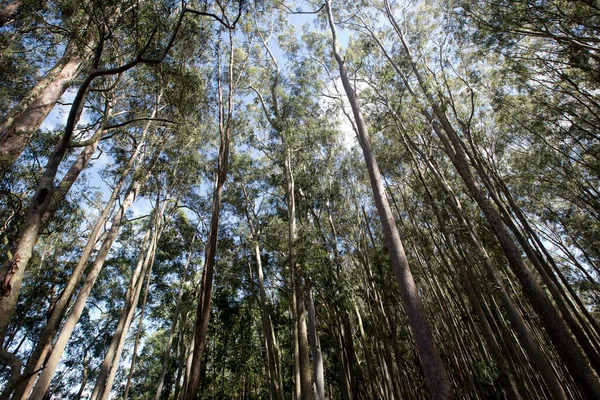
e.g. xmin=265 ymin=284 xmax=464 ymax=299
xmin=154 ymin=234 xmax=195 ymax=400
xmin=6 ymin=123 xmax=146 ymax=400
xmin=307 ymin=282 xmax=325 ymax=400
xmin=120 ymin=246 xmax=155 ymax=400
xmin=89 ymin=212 xmax=159 ymax=400
xmin=381 ymin=3 xmax=600 ymax=397
xmin=0 ymin=41 xmax=85 ymax=177
xmin=0 ymin=0 xmax=23 ymax=27
xmin=408 ymin=141 xmax=522 ymax=399
xmin=185 ymin=33 xmax=235 ymax=400
xmin=283 ymin=146 xmax=313 ymax=400
xmin=28 ymin=170 xmax=147 ymax=400
xmin=325 ymin=3 xmax=453 ymax=398
xmin=242 ymin=185 xmax=283 ymax=400
xmin=404 ymin=133 xmax=569 ymax=399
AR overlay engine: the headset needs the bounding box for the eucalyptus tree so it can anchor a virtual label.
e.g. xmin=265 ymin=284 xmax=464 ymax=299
xmin=335 ymin=0 xmax=600 ymax=397
xmin=0 ymin=0 xmax=178 ymax=342
xmin=455 ymin=0 xmax=600 ymax=301
xmin=0 ymin=0 xmax=119 ymax=178
xmin=243 ymin=20 xmax=308 ymax=400
xmin=323 ymin=2 xmax=454 ymax=398
xmin=185 ymin=24 xmax=243 ymax=400
xmin=2 ymin=0 xmax=600 ymax=398
xmin=0 ymin=3 xmax=246 ymax=393
xmin=230 ymin=153 xmax=284 ymax=400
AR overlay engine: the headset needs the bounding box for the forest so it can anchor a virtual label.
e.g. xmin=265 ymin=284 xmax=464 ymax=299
xmin=0 ymin=0 xmax=599 ymax=399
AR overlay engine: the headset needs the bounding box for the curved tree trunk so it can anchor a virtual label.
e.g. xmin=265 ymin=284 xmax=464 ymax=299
xmin=0 ymin=67 xmax=96 ymax=343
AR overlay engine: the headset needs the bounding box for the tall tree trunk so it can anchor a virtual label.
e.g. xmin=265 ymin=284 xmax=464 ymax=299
xmin=92 ymin=197 xmax=167 ymax=400
xmin=353 ymin=303 xmax=380 ymax=398
xmin=408 ymin=142 xmax=522 ymax=399
xmin=28 ymin=169 xmax=148 ymax=400
xmin=0 ymin=11 xmax=178 ymax=339
xmin=432 ymin=64 xmax=600 ymax=400
xmin=0 ymin=72 xmax=92 ymax=342
xmin=382 ymin=3 xmax=600 ymax=397
xmin=405 ymin=133 xmax=569 ymax=399
xmin=242 ymin=185 xmax=283 ymax=400
xmin=120 ymin=248 xmax=154 ymax=400
xmin=325 ymin=3 xmax=453 ymax=398
xmin=0 ymin=41 xmax=85 ymax=177
xmin=283 ymin=146 xmax=313 ymax=400
xmin=74 ymin=348 xmax=88 ymax=400
xmin=172 ymin=322 xmax=188 ymax=400
xmin=7 ymin=124 xmax=147 ymax=400
xmin=307 ymin=282 xmax=325 ymax=400
xmin=292 ymin=281 xmax=301 ymax=400
xmin=185 ymin=32 xmax=235 ymax=400
xmin=154 ymin=234 xmax=195 ymax=400
xmin=179 ymin=325 xmax=196 ymax=400
xmin=0 ymin=30 xmax=124 ymax=340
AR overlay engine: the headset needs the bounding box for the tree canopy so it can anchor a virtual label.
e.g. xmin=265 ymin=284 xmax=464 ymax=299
xmin=1 ymin=0 xmax=599 ymax=399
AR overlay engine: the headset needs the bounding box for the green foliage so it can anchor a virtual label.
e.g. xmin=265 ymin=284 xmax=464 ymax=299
xmin=2 ymin=1 xmax=599 ymax=399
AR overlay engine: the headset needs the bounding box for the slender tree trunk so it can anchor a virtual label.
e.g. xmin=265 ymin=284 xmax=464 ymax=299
xmin=354 ymin=303 xmax=380 ymax=398
xmin=307 ymin=282 xmax=325 ymax=400
xmin=0 ymin=33 xmax=111 ymax=340
xmin=154 ymin=234 xmax=195 ymax=400
xmin=433 ymin=82 xmax=600 ymax=400
xmin=325 ymin=3 xmax=453 ymax=398
xmin=6 ymin=127 xmax=146 ymax=400
xmin=74 ymin=346 xmax=90 ymax=400
xmin=121 ymin=250 xmax=154 ymax=400
xmin=382 ymin=4 xmax=600 ymax=396
xmin=242 ymin=185 xmax=283 ymax=400
xmin=185 ymin=33 xmax=235 ymax=399
xmin=282 ymin=146 xmax=313 ymax=400
xmin=28 ymin=172 xmax=146 ymax=400
xmin=0 ymin=349 xmax=22 ymax=400
xmin=334 ymin=322 xmax=352 ymax=400
xmin=408 ymin=143 xmax=522 ymax=399
xmin=4 ymin=108 xmax=110 ymax=399
xmin=91 ymin=200 xmax=165 ymax=400
xmin=495 ymin=176 xmax=600 ymax=350
xmin=172 ymin=323 xmax=188 ymax=400
xmin=407 ymin=136 xmax=569 ymax=399
xmin=179 ymin=325 xmax=195 ymax=400
xmin=5 ymin=103 xmax=114 ymax=396
xmin=0 ymin=10 xmax=175 ymax=339
xmin=292 ymin=282 xmax=301 ymax=400
xmin=185 ymin=161 xmax=227 ymax=400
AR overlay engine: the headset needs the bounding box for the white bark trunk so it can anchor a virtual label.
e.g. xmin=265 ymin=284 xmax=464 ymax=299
xmin=28 ymin=176 xmax=144 ymax=400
